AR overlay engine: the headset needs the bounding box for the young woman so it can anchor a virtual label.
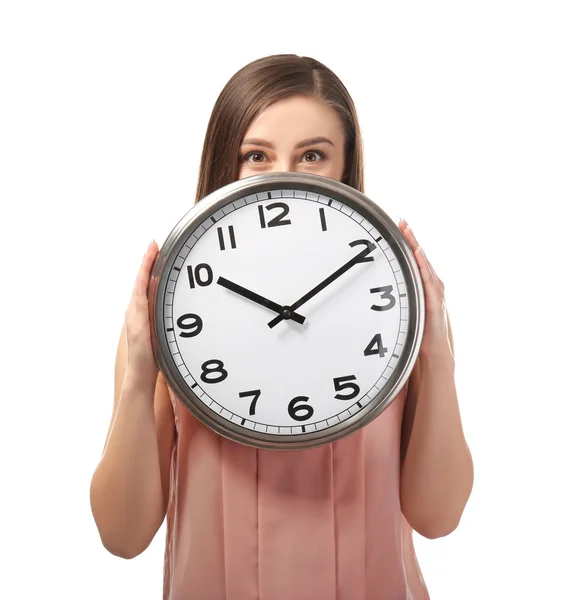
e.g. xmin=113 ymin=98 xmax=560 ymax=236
xmin=90 ymin=54 xmax=474 ymax=600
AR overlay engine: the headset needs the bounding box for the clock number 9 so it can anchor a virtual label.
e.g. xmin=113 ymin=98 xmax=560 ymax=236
xmin=288 ymin=396 xmax=314 ymax=422
xmin=176 ymin=313 xmax=203 ymax=338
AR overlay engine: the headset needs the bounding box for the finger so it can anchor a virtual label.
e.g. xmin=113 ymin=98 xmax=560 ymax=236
xmin=134 ymin=241 xmax=158 ymax=300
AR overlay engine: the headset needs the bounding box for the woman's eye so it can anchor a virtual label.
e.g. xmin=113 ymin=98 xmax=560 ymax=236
xmin=242 ymin=150 xmax=325 ymax=164
xmin=243 ymin=151 xmax=266 ymax=164
xmin=302 ymin=150 xmax=324 ymax=163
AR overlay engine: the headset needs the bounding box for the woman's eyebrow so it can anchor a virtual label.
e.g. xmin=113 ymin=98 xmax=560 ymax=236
xmin=241 ymin=137 xmax=335 ymax=149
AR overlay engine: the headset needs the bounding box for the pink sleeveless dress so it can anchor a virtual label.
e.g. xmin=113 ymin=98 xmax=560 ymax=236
xmin=163 ymin=383 xmax=430 ymax=600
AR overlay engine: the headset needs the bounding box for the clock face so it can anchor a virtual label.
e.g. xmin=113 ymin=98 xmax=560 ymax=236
xmin=154 ymin=175 xmax=422 ymax=449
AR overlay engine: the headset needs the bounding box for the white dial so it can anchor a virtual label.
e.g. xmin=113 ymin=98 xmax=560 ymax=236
xmin=158 ymin=182 xmax=417 ymax=447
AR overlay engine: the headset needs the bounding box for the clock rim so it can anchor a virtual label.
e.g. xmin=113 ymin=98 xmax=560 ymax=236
xmin=148 ymin=172 xmax=425 ymax=450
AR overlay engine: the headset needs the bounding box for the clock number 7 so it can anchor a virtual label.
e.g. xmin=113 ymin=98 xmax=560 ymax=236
xmin=239 ymin=389 xmax=261 ymax=416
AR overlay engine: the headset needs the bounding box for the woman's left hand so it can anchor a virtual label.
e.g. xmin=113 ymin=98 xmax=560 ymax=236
xmin=399 ymin=218 xmax=454 ymax=360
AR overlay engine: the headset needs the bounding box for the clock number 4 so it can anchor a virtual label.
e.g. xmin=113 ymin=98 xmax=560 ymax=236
xmin=258 ymin=202 xmax=291 ymax=228
xmin=363 ymin=333 xmax=388 ymax=358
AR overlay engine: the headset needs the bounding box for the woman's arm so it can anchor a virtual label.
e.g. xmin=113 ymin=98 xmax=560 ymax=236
xmin=400 ymin=310 xmax=474 ymax=539
xmin=90 ymin=323 xmax=175 ymax=559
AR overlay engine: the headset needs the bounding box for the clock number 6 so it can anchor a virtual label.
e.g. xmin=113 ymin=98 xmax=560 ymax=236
xmin=288 ymin=396 xmax=314 ymax=422
xmin=333 ymin=375 xmax=360 ymax=400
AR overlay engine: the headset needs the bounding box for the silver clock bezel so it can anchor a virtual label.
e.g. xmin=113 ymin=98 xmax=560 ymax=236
xmin=148 ymin=172 xmax=425 ymax=450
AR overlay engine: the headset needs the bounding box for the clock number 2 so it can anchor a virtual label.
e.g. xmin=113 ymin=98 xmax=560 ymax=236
xmin=349 ymin=239 xmax=375 ymax=263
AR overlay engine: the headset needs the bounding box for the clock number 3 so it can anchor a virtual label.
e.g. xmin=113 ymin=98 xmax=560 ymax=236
xmin=370 ymin=285 xmax=396 ymax=311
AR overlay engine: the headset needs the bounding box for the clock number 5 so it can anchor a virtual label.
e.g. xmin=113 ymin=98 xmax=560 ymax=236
xmin=333 ymin=375 xmax=360 ymax=400
xmin=363 ymin=333 xmax=388 ymax=358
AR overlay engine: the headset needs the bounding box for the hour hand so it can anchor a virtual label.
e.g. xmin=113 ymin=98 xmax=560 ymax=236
xmin=216 ymin=276 xmax=306 ymax=325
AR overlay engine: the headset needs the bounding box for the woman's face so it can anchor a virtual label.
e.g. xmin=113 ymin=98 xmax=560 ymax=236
xmin=238 ymin=95 xmax=347 ymax=182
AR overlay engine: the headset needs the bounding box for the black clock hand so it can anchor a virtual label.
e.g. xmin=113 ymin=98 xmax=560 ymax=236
xmin=217 ymin=276 xmax=306 ymax=325
xmin=267 ymin=241 xmax=376 ymax=329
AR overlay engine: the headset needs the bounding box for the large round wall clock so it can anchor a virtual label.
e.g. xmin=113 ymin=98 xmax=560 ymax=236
xmin=148 ymin=172 xmax=425 ymax=450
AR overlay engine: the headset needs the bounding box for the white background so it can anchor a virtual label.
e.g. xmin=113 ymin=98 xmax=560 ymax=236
xmin=1 ymin=1 xmax=572 ymax=598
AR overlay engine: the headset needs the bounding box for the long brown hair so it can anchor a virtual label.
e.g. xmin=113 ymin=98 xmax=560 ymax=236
xmin=194 ymin=54 xmax=365 ymax=204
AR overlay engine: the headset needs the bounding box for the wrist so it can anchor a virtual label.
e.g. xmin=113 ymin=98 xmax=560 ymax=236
xmin=123 ymin=365 xmax=159 ymax=395
xmin=418 ymin=346 xmax=455 ymax=373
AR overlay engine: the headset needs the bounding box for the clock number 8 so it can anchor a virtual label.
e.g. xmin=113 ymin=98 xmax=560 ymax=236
xmin=200 ymin=359 xmax=228 ymax=384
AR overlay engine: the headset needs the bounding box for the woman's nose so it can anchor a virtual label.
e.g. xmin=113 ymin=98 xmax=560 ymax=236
xmin=269 ymin=161 xmax=297 ymax=174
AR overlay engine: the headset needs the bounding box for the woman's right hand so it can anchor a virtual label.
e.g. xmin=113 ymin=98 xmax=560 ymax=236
xmin=124 ymin=240 xmax=161 ymax=384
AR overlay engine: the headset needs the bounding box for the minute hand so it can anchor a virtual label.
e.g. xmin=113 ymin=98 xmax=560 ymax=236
xmin=267 ymin=241 xmax=376 ymax=329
